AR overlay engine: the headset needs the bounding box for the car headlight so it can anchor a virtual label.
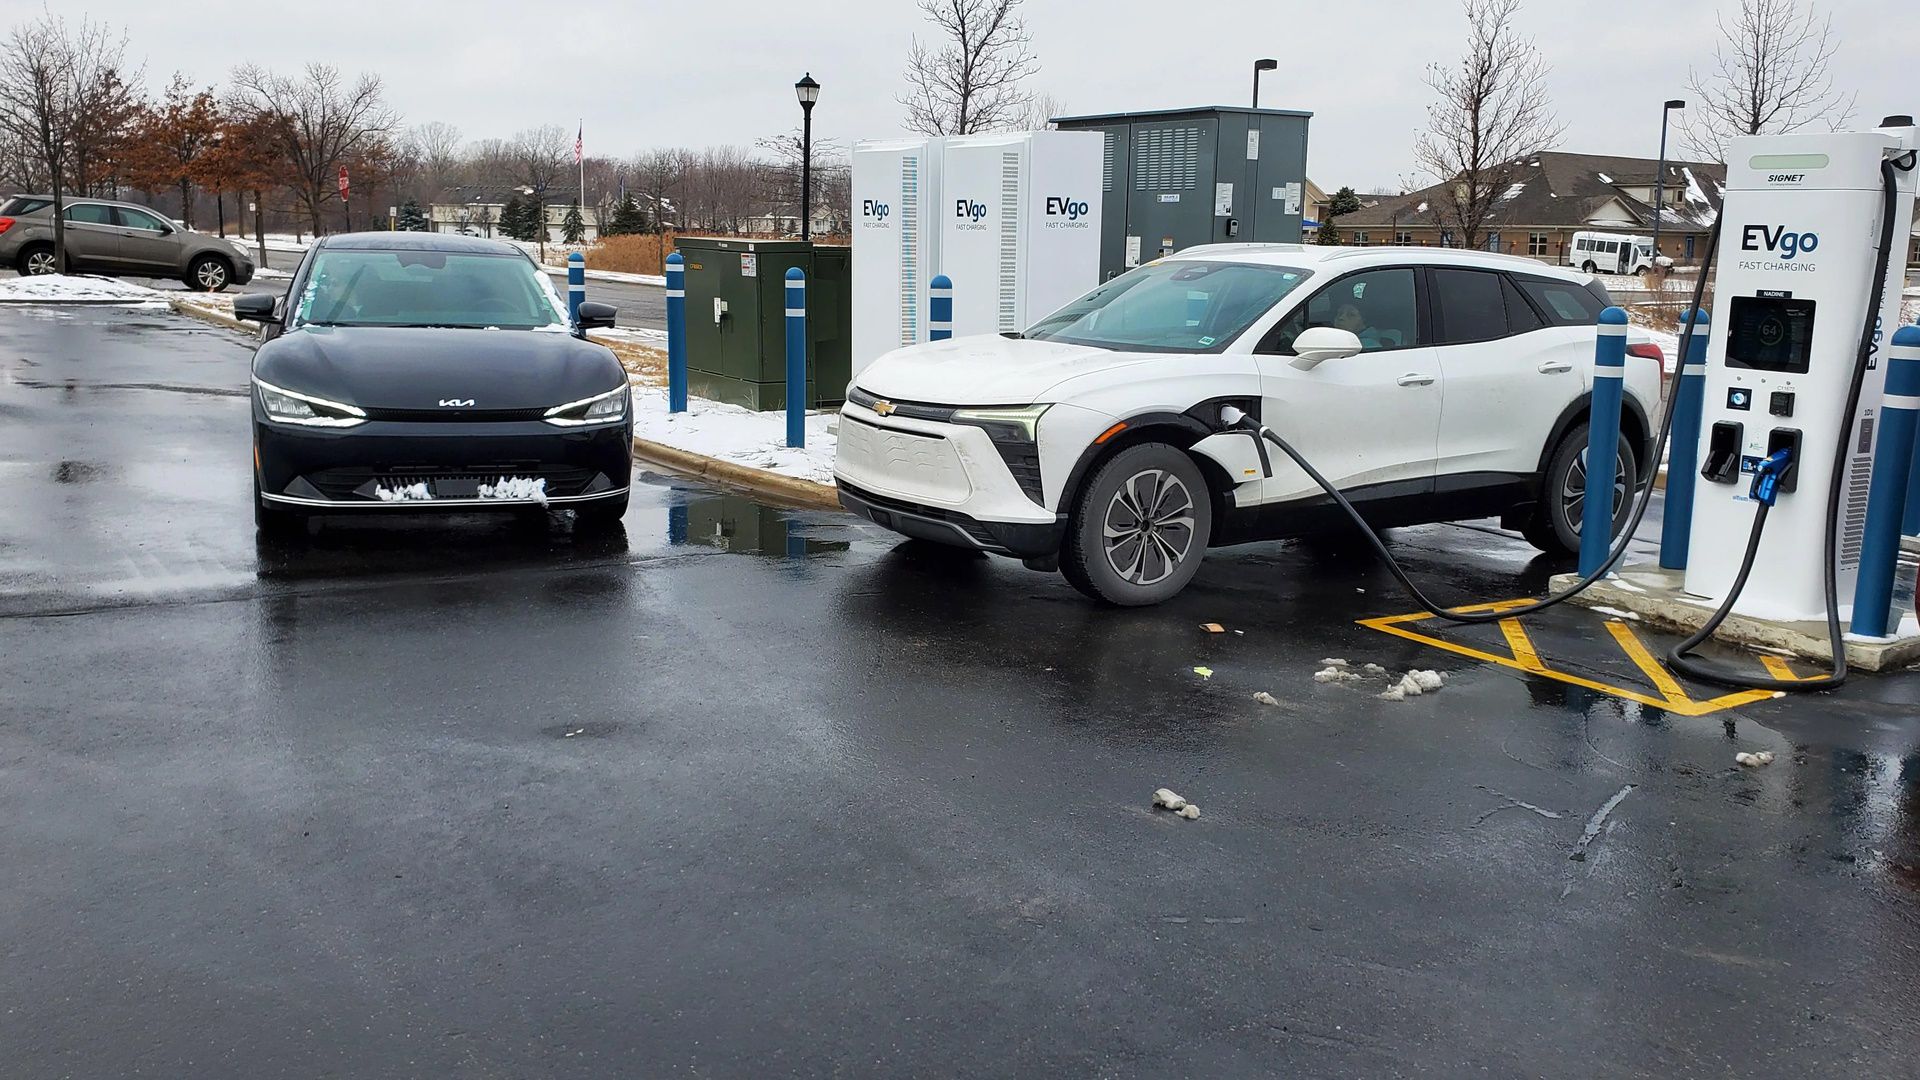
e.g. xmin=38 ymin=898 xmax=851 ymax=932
xmin=950 ymin=403 xmax=1051 ymax=440
xmin=951 ymin=404 xmax=1050 ymax=503
xmin=253 ymin=377 xmax=366 ymax=427
xmin=544 ymin=385 xmax=629 ymax=427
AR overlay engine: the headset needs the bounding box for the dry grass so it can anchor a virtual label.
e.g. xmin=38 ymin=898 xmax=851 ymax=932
xmin=578 ymin=231 xmax=853 ymax=275
xmin=588 ymin=334 xmax=666 ymax=386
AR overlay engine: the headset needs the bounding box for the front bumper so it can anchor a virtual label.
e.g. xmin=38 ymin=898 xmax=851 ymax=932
xmin=838 ymin=481 xmax=1063 ymax=557
xmin=255 ymin=416 xmax=632 ymax=512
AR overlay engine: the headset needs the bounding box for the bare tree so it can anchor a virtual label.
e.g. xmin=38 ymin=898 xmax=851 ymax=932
xmin=0 ymin=12 xmax=137 ymax=268
xmin=898 ymin=0 xmax=1040 ymax=136
xmin=754 ymin=128 xmax=847 ymax=234
xmin=1679 ymin=0 xmax=1855 ymax=161
xmin=1413 ymin=0 xmax=1563 ymax=251
xmin=410 ymin=120 xmax=463 ymax=200
xmin=630 ymin=148 xmax=683 ymax=232
xmin=230 ymin=63 xmax=395 ymax=235
xmin=1019 ymin=91 xmax=1067 ymax=131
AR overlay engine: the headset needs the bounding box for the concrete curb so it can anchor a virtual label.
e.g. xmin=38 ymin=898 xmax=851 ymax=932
xmin=631 ymin=436 xmax=841 ymax=511
xmin=165 ymin=297 xmax=250 ymax=333
xmin=0 ymin=297 xmax=169 ymax=306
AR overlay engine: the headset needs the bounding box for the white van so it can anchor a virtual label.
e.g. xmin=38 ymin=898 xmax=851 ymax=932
xmin=1568 ymin=231 xmax=1659 ymax=275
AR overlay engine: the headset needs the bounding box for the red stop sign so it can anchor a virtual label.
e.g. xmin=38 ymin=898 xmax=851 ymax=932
xmin=337 ymin=166 xmax=350 ymax=201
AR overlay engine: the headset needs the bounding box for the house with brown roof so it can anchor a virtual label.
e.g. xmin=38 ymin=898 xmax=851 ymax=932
xmin=1335 ymin=151 xmax=1726 ymax=267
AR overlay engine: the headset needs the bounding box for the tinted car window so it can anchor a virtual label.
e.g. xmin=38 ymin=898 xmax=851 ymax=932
xmin=1430 ymin=268 xmax=1507 ymax=345
xmin=1517 ymin=276 xmax=1607 ymax=326
xmin=0 ymin=197 xmax=51 ymax=215
xmin=1501 ymin=275 xmax=1544 ymax=333
xmin=116 ymin=206 xmax=169 ymax=231
xmin=1262 ymin=268 xmax=1421 ymax=355
xmin=64 ymin=204 xmax=114 ymax=225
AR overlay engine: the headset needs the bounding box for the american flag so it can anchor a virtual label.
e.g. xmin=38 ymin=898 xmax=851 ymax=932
xmin=574 ymin=124 xmax=583 ymax=165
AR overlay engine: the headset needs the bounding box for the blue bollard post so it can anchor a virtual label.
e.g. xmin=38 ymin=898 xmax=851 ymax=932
xmin=785 ymin=267 xmax=807 ymax=449
xmin=566 ymin=251 xmax=585 ymax=326
xmin=1581 ymin=307 xmax=1631 ymax=577
xmin=1851 ymin=326 xmax=1920 ymax=637
xmin=929 ymin=274 xmax=953 ymax=341
xmin=1659 ymin=308 xmax=1711 ymax=570
xmin=665 ymin=252 xmax=687 ymax=414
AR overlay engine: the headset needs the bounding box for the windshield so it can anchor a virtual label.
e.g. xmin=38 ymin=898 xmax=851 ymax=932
xmin=1024 ymin=260 xmax=1311 ymax=353
xmin=290 ymin=249 xmax=569 ymax=330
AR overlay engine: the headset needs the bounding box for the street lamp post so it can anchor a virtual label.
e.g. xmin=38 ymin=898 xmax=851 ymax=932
xmin=1252 ymin=59 xmax=1277 ymax=108
xmin=1651 ymin=98 xmax=1686 ymax=271
xmin=795 ymin=73 xmax=820 ymax=242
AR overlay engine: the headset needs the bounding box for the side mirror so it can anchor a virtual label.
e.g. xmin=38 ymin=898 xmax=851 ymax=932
xmin=233 ymin=292 xmax=276 ymax=323
xmin=1291 ymin=326 xmax=1364 ymax=367
xmin=576 ymin=301 xmax=617 ymax=332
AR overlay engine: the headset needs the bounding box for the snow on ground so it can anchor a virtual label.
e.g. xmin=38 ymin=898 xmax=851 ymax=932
xmin=254 ymin=268 xmax=292 ymax=281
xmin=0 ymin=274 xmax=167 ymax=304
xmin=630 ymin=382 xmax=836 ymax=486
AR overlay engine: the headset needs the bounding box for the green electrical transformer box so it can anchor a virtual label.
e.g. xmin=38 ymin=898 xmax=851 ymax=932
xmin=1051 ymin=106 xmax=1312 ymax=280
xmin=676 ymin=237 xmax=851 ymax=411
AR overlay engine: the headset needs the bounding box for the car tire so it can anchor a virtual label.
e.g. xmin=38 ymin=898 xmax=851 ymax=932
xmin=1524 ymin=422 xmax=1637 ymax=556
xmin=1061 ymin=443 xmax=1213 ymax=606
xmin=17 ymin=243 xmax=58 ymax=276
xmin=186 ymin=254 xmax=232 ymax=292
xmin=573 ymin=493 xmax=629 ymax=530
xmin=1581 ymin=261 xmax=1598 ymax=275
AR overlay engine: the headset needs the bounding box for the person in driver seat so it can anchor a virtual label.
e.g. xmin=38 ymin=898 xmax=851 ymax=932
xmin=1333 ymin=300 xmax=1385 ymax=350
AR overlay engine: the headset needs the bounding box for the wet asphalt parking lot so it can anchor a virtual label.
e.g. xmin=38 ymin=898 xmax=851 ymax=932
xmin=1 ymin=304 xmax=1917 ymax=1077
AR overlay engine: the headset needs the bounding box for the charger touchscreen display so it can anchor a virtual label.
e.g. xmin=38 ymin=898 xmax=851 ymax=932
xmin=1726 ymin=295 xmax=1815 ymax=373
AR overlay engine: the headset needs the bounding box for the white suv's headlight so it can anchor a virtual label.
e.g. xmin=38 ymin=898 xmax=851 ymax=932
xmin=950 ymin=403 xmax=1051 ymax=440
xmin=254 ymin=377 xmax=366 ymax=427
xmin=544 ymin=385 xmax=629 ymax=427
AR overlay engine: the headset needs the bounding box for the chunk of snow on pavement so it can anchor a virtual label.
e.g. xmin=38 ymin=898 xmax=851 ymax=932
xmin=630 ymin=383 xmax=837 ymax=486
xmin=0 ymin=274 xmax=167 ymax=304
xmin=376 ymin=482 xmax=432 ymax=502
xmin=479 ymin=476 xmax=548 ymax=503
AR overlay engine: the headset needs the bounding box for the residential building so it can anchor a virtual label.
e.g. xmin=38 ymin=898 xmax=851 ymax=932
xmin=1335 ymin=151 xmax=1726 ymax=265
xmin=428 ymin=185 xmax=604 ymax=241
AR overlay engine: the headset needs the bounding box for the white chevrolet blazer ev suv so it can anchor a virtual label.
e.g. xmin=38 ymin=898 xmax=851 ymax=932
xmin=834 ymin=244 xmax=1664 ymax=606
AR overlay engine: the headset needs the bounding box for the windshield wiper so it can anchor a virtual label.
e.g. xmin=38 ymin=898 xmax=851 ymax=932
xmin=999 ymin=330 xmax=1025 ymax=339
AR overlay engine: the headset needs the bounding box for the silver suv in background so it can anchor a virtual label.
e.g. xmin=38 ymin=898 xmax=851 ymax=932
xmin=0 ymin=195 xmax=256 ymax=291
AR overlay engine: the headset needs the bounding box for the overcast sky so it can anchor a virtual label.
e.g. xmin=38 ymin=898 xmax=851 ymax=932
xmin=60 ymin=0 xmax=1913 ymax=190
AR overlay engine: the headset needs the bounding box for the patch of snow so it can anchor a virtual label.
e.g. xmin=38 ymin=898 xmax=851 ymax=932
xmin=1500 ymin=182 xmax=1526 ymax=201
xmin=1415 ymin=201 xmax=1429 ymax=214
xmin=253 ymin=268 xmax=293 ymax=281
xmin=479 ymin=476 xmax=548 ymax=503
xmin=375 ymin=482 xmax=432 ymax=502
xmin=543 ymin=265 xmax=667 ymax=288
xmin=1679 ymin=167 xmax=1718 ymax=226
xmin=592 ymin=325 xmax=669 ymax=346
xmin=0 ymin=274 xmax=167 ymax=304
xmin=630 ymin=382 xmax=837 ymax=486
xmin=1597 ymin=172 xmax=1614 ymax=184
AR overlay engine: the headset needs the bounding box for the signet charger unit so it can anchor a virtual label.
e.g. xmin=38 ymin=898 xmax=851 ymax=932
xmin=1683 ymin=123 xmax=1920 ymax=622
xmin=937 ymin=131 xmax=1104 ymax=343
xmin=851 ymin=138 xmax=942 ymax=378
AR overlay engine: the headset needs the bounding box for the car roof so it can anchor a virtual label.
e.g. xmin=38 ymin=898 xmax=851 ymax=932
xmin=1171 ymin=242 xmax=1596 ymax=283
xmin=316 ymin=231 xmax=526 ymax=255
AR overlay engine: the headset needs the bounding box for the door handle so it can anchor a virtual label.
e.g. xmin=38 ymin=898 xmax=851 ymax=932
xmin=1396 ymin=373 xmax=1435 ymax=387
xmin=1537 ymin=360 xmax=1574 ymax=374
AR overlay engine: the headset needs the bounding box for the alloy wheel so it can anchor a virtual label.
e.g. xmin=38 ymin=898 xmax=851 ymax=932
xmin=195 ymin=261 xmax=228 ymax=290
xmin=1101 ymin=468 xmax=1196 ymax=586
xmin=24 ymin=250 xmax=57 ymax=275
xmin=1562 ymin=445 xmax=1628 ymax=538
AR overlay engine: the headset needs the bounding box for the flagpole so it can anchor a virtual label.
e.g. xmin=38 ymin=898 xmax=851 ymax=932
xmin=577 ymin=118 xmax=585 ymax=233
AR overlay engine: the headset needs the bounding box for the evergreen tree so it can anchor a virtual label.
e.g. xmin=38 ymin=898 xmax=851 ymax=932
xmin=606 ymin=192 xmax=649 ymax=236
xmin=499 ymin=194 xmax=527 ymax=240
xmin=396 ymin=199 xmax=428 ymax=231
xmin=562 ymin=202 xmax=586 ymax=244
xmin=1316 ymin=186 xmax=1365 ymax=246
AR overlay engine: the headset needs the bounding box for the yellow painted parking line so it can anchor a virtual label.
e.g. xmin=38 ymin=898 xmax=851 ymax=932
xmin=1357 ymin=603 xmax=1781 ymax=717
xmin=1605 ymin=621 xmax=1691 ymax=705
xmin=1759 ymin=654 xmax=1830 ymax=684
xmin=1499 ymin=618 xmax=1549 ymax=674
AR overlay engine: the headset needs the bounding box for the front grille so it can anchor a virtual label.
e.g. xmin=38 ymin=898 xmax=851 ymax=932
xmin=360 ymin=406 xmax=551 ymax=423
xmin=304 ymin=464 xmax=600 ymax=500
xmin=846 ymin=385 xmax=958 ymax=423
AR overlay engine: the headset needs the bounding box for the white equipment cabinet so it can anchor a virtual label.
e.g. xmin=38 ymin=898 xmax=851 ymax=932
xmin=851 ymin=138 xmax=942 ymax=378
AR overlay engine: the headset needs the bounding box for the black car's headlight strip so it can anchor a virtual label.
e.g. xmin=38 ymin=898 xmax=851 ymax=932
xmin=543 ymin=385 xmax=630 ymax=427
xmin=253 ymin=377 xmax=367 ymax=428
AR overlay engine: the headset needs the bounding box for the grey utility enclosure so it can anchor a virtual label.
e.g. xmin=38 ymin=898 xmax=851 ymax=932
xmin=1052 ymin=106 xmax=1312 ymax=280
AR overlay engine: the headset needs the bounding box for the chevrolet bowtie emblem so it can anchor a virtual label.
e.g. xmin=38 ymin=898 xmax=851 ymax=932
xmin=872 ymin=400 xmax=897 ymax=416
